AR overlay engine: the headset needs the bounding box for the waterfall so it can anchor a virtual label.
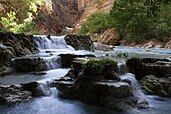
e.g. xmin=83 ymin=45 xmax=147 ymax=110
xmin=37 ymin=80 xmax=57 ymax=97
xmin=43 ymin=56 xmax=61 ymax=70
xmin=37 ymin=82 xmax=52 ymax=96
xmin=34 ymin=35 xmax=75 ymax=51
xmin=117 ymin=62 xmax=128 ymax=75
xmin=0 ymin=43 xmax=5 ymax=48
xmin=120 ymin=73 xmax=148 ymax=105
xmin=32 ymin=35 xmax=76 ymax=70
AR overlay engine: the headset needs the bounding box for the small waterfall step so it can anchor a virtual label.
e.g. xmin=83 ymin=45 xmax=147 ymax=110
xmin=34 ymin=35 xmax=75 ymax=51
xmin=120 ymin=73 xmax=149 ymax=108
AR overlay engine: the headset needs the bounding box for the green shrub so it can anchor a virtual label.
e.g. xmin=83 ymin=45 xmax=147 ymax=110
xmin=78 ymin=12 xmax=111 ymax=34
xmin=131 ymin=56 xmax=141 ymax=59
xmin=83 ymin=59 xmax=117 ymax=76
xmin=0 ymin=0 xmax=42 ymax=34
xmin=109 ymin=0 xmax=171 ymax=41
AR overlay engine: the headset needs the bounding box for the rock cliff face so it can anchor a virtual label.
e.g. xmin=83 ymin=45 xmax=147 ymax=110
xmin=35 ymin=0 xmax=80 ymax=34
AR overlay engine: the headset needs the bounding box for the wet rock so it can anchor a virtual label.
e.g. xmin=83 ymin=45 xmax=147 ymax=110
xmin=0 ymin=32 xmax=38 ymax=75
xmin=0 ymin=85 xmax=32 ymax=105
xmin=56 ymin=59 xmax=143 ymax=111
xmin=56 ymin=81 xmax=77 ymax=99
xmin=0 ymin=47 xmax=14 ymax=66
xmin=30 ymin=71 xmax=47 ymax=75
xmin=0 ymin=66 xmax=13 ymax=75
xmin=0 ymin=32 xmax=38 ymax=57
xmin=14 ymin=57 xmax=46 ymax=72
xmin=126 ymin=58 xmax=171 ymax=80
xmin=65 ymin=35 xmax=94 ymax=51
xmin=59 ymin=54 xmax=95 ymax=68
xmin=21 ymin=82 xmax=39 ymax=96
xmin=140 ymin=75 xmax=171 ymax=97
xmin=94 ymin=42 xmax=113 ymax=51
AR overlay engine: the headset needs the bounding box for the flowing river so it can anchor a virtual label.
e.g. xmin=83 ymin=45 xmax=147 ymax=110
xmin=0 ymin=35 xmax=171 ymax=114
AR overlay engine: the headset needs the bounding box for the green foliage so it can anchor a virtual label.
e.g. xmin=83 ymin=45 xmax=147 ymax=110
xmin=79 ymin=0 xmax=171 ymax=41
xmin=116 ymin=52 xmax=129 ymax=58
xmin=131 ymin=56 xmax=141 ymax=59
xmin=78 ymin=12 xmax=111 ymax=34
xmin=110 ymin=0 xmax=171 ymax=41
xmin=0 ymin=0 xmax=42 ymax=33
xmin=83 ymin=59 xmax=117 ymax=76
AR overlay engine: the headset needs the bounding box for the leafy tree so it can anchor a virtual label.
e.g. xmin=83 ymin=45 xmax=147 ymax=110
xmin=109 ymin=0 xmax=171 ymax=40
xmin=0 ymin=0 xmax=42 ymax=33
xmin=78 ymin=12 xmax=111 ymax=34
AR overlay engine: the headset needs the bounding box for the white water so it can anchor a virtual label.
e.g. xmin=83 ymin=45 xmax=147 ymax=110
xmin=117 ymin=62 xmax=128 ymax=75
xmin=0 ymin=43 xmax=5 ymax=48
xmin=1 ymin=37 xmax=171 ymax=113
xmin=34 ymin=35 xmax=75 ymax=51
xmin=120 ymin=73 xmax=148 ymax=104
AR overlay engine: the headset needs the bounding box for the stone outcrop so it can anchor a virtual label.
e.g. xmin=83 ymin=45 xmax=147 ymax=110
xmin=0 ymin=32 xmax=38 ymax=75
xmin=35 ymin=0 xmax=80 ymax=34
xmin=94 ymin=42 xmax=113 ymax=51
xmin=65 ymin=35 xmax=94 ymax=51
xmin=56 ymin=59 xmax=148 ymax=111
xmin=140 ymin=75 xmax=171 ymax=97
xmin=0 ymin=85 xmax=32 ymax=105
xmin=59 ymin=53 xmax=95 ymax=68
xmin=98 ymin=28 xmax=120 ymax=45
xmin=126 ymin=58 xmax=171 ymax=80
xmin=14 ymin=57 xmax=46 ymax=72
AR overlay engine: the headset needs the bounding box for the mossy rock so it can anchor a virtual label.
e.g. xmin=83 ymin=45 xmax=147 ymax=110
xmin=82 ymin=59 xmax=119 ymax=80
xmin=140 ymin=75 xmax=169 ymax=97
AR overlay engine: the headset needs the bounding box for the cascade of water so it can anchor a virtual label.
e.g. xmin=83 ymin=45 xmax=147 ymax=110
xmin=34 ymin=35 xmax=75 ymax=51
xmin=117 ymin=62 xmax=128 ymax=75
xmin=43 ymin=56 xmax=61 ymax=70
xmin=120 ymin=73 xmax=148 ymax=105
xmin=0 ymin=43 xmax=5 ymax=48
xmin=37 ymin=82 xmax=52 ymax=96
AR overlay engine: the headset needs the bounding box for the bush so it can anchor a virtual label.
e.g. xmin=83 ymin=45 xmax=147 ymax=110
xmin=109 ymin=0 xmax=171 ymax=41
xmin=0 ymin=0 xmax=41 ymax=34
xmin=78 ymin=12 xmax=111 ymax=34
xmin=83 ymin=59 xmax=117 ymax=76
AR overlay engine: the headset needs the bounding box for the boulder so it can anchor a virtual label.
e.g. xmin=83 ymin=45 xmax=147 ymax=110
xmin=126 ymin=58 xmax=171 ymax=80
xmin=94 ymin=42 xmax=113 ymax=51
xmin=14 ymin=57 xmax=46 ymax=72
xmin=140 ymin=75 xmax=171 ymax=97
xmin=59 ymin=54 xmax=95 ymax=68
xmin=0 ymin=66 xmax=13 ymax=75
xmin=0 ymin=32 xmax=39 ymax=75
xmin=65 ymin=35 xmax=94 ymax=51
xmin=0 ymin=85 xmax=32 ymax=105
xmin=0 ymin=32 xmax=38 ymax=57
xmin=56 ymin=59 xmax=147 ymax=111
xmin=21 ymin=82 xmax=39 ymax=96
xmin=56 ymin=81 xmax=77 ymax=99
xmin=0 ymin=46 xmax=14 ymax=67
